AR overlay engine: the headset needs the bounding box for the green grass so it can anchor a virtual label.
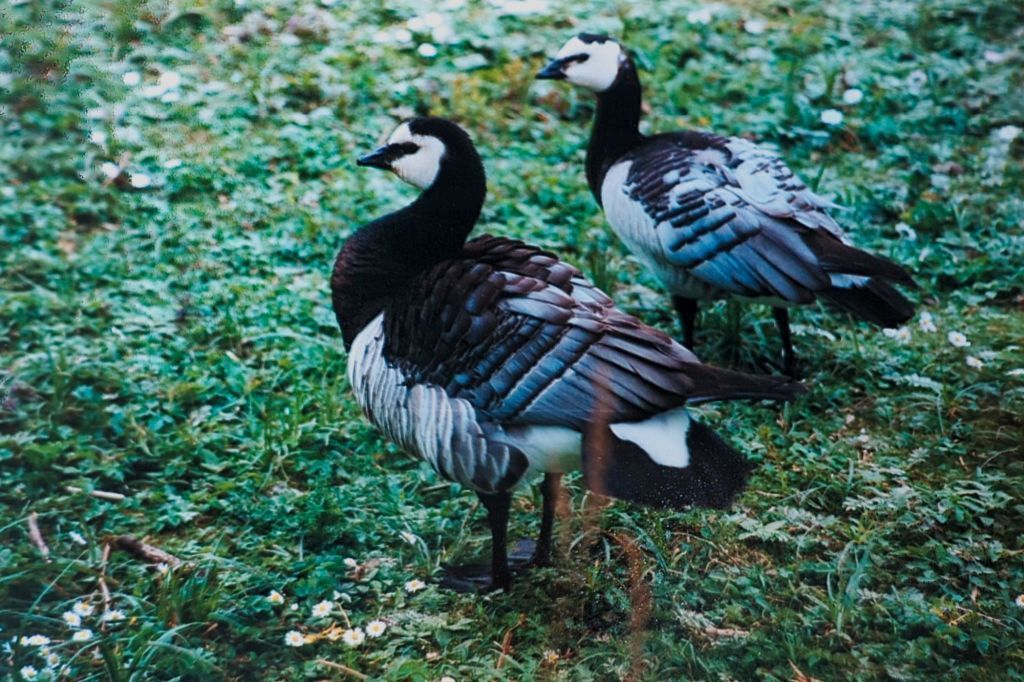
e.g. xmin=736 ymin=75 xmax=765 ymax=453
xmin=2 ymin=0 xmax=1023 ymax=679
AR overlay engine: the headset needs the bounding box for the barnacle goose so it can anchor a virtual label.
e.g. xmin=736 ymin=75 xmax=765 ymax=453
xmin=333 ymin=117 xmax=804 ymax=592
xmin=537 ymin=34 xmax=916 ymax=375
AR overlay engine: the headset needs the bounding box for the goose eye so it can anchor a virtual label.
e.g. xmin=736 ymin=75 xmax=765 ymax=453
xmin=569 ymin=53 xmax=590 ymax=64
xmin=395 ymin=142 xmax=420 ymax=155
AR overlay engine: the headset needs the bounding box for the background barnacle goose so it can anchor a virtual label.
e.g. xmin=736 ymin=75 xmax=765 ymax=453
xmin=537 ymin=34 xmax=917 ymax=375
xmin=333 ymin=116 xmax=804 ymax=593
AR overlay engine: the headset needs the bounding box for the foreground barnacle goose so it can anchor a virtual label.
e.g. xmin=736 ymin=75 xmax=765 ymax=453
xmin=333 ymin=117 xmax=804 ymax=592
xmin=537 ymin=34 xmax=916 ymax=375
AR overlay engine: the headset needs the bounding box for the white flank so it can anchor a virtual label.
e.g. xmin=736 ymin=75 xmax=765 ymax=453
xmin=506 ymin=425 xmax=581 ymax=474
xmin=387 ymin=122 xmax=446 ymax=189
xmin=610 ymin=407 xmax=692 ymax=469
xmin=556 ymin=36 xmax=623 ymax=92
xmin=603 ymin=161 xmax=718 ymax=300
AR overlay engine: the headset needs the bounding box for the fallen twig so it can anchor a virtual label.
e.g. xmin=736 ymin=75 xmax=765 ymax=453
xmin=99 ymin=543 xmax=112 ymax=627
xmin=27 ymin=512 xmax=51 ymax=562
xmin=66 ymin=486 xmax=127 ymax=502
xmin=316 ymin=658 xmax=368 ymax=680
xmin=111 ymin=535 xmax=182 ymax=568
xmin=496 ymin=613 xmax=526 ymax=670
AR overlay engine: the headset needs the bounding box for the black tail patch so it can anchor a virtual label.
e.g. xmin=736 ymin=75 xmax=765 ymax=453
xmin=581 ymin=419 xmax=750 ymax=510
xmin=822 ymin=278 xmax=915 ymax=328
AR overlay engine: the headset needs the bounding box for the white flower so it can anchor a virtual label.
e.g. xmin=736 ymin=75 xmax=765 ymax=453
xmin=122 ymin=71 xmax=141 ymax=86
xmin=342 ymin=628 xmax=365 ymax=646
xmin=155 ymin=562 xmax=170 ymax=574
xmin=343 ymin=557 xmax=358 ymax=568
xmin=842 ymin=88 xmax=864 ymax=105
xmin=365 ymin=620 xmax=387 ymax=637
xmin=72 ymin=601 xmax=95 ymax=617
xmin=742 ymin=46 xmax=771 ymax=62
xmin=100 ymin=162 xmax=121 ymax=180
xmin=432 ymin=24 xmax=455 ymax=43
xmin=686 ymin=6 xmax=715 ymax=24
xmin=102 ymin=609 xmax=126 ymax=622
xmin=820 ymin=109 xmax=844 ymax=126
xmin=45 ymin=652 xmax=60 ymax=667
xmin=894 ymin=222 xmax=917 ymax=241
xmin=1016 ymin=594 xmax=1024 ymax=607
xmin=443 ymin=0 xmax=465 ymax=8
xmin=919 ymin=312 xmax=937 ymax=333
xmin=72 ymin=629 xmax=93 ymax=642
xmin=996 ymin=125 xmax=1021 ymax=143
xmin=1008 ymin=368 xmax=1024 ymax=377
xmin=20 ymin=635 xmax=50 ymax=646
xmin=163 ymin=158 xmax=182 ymax=169
xmin=882 ymin=327 xmax=911 ymax=344
xmin=86 ymin=107 xmax=106 ymax=119
xmin=89 ymin=130 xmax=107 ymax=146
xmin=543 ymin=649 xmax=560 ymax=664
xmin=417 ymin=43 xmax=438 ymax=58
xmin=311 ymin=600 xmax=333 ymax=618
xmin=744 ymin=19 xmax=767 ymax=34
xmin=289 ymin=603 xmax=298 ymax=611
xmin=965 ymin=356 xmax=983 ymax=369
xmin=19 ymin=666 xmax=38 ymax=680
xmin=142 ymin=84 xmax=166 ymax=98
xmin=129 ymin=172 xmax=152 ymax=189
xmin=69 ymin=531 xmax=87 ymax=545
xmin=440 ymin=677 xmax=456 ymax=682
xmin=906 ymin=69 xmax=928 ymax=93
xmin=284 ymin=630 xmax=305 ymax=647
xmin=491 ymin=0 xmax=549 ymax=15
xmin=408 ymin=16 xmax=428 ymax=32
xmin=404 ymin=579 xmax=426 ymax=592
xmin=267 ymin=590 xmax=285 ymax=605
xmin=393 ymin=28 xmax=413 ymax=43
xmin=372 ymin=30 xmax=392 ymax=44
xmin=947 ymin=331 xmax=970 ymax=348
xmin=161 ymin=90 xmax=180 ymax=104
xmin=62 ymin=611 xmax=82 ymax=628
xmin=158 ymin=71 xmax=181 ymax=89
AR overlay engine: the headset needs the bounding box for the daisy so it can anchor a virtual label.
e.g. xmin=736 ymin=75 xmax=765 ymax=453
xmin=919 ymin=312 xmax=937 ymax=333
xmin=102 ymin=609 xmax=126 ymax=622
xmin=365 ymin=620 xmax=387 ymax=637
xmin=72 ymin=601 xmax=95 ymax=617
xmin=45 ymin=652 xmax=60 ymax=667
xmin=122 ymin=71 xmax=141 ymax=86
xmin=284 ymin=630 xmax=305 ymax=647
xmin=842 ymin=88 xmax=864 ymax=105
xmin=100 ymin=162 xmax=121 ymax=180
xmin=311 ymin=600 xmax=333 ymax=618
xmin=89 ymin=130 xmax=107 ymax=146
xmin=163 ymin=158 xmax=182 ymax=169
xmin=947 ymin=331 xmax=970 ymax=348
xmin=342 ymin=628 xmax=365 ymax=647
xmin=129 ymin=172 xmax=152 ymax=189
xmin=440 ymin=677 xmax=456 ymax=682
xmin=882 ymin=327 xmax=911 ymax=344
xmin=686 ymin=7 xmax=715 ymax=24
xmin=404 ymin=579 xmax=426 ymax=593
xmin=158 ymin=71 xmax=181 ymax=89
xmin=820 ymin=109 xmax=844 ymax=126
xmin=965 ymin=356 xmax=983 ymax=369
xmin=62 ymin=612 xmax=82 ymax=628
xmin=542 ymin=649 xmax=560 ymax=664
xmin=744 ymin=19 xmax=767 ymax=34
xmin=72 ymin=629 xmax=93 ymax=642
xmin=417 ymin=43 xmax=438 ymax=58
xmin=19 ymin=666 xmax=38 ymax=680
xmin=996 ymin=125 xmax=1021 ymax=143
xmin=20 ymin=635 xmax=50 ymax=646
xmin=267 ymin=590 xmax=285 ymax=605
xmin=1015 ymin=594 xmax=1024 ymax=608
xmin=393 ymin=28 xmax=413 ymax=44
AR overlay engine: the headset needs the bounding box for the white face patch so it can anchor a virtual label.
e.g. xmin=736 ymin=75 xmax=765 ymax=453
xmin=386 ymin=122 xmax=446 ymax=189
xmin=556 ymin=36 xmax=623 ymax=92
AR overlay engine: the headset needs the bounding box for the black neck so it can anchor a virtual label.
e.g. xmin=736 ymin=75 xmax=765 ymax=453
xmin=586 ymin=61 xmax=645 ymax=204
xmin=332 ymin=157 xmax=486 ymax=348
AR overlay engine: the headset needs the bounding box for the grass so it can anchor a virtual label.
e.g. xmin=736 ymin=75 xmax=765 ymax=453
xmin=1 ymin=0 xmax=1023 ymax=679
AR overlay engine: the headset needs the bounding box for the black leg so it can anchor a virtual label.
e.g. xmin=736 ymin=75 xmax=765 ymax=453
xmin=533 ymin=472 xmax=562 ymax=567
xmin=479 ymin=491 xmax=512 ymax=591
xmin=439 ymin=490 xmax=513 ymax=593
xmin=672 ymin=296 xmax=699 ymax=350
xmin=772 ymin=307 xmax=797 ymax=377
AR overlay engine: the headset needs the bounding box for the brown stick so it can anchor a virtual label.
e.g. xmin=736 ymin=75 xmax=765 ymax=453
xmin=316 ymin=658 xmax=368 ymax=680
xmin=495 ymin=613 xmax=526 ymax=670
xmin=27 ymin=513 xmax=52 ymax=562
xmin=112 ymin=535 xmax=182 ymax=568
